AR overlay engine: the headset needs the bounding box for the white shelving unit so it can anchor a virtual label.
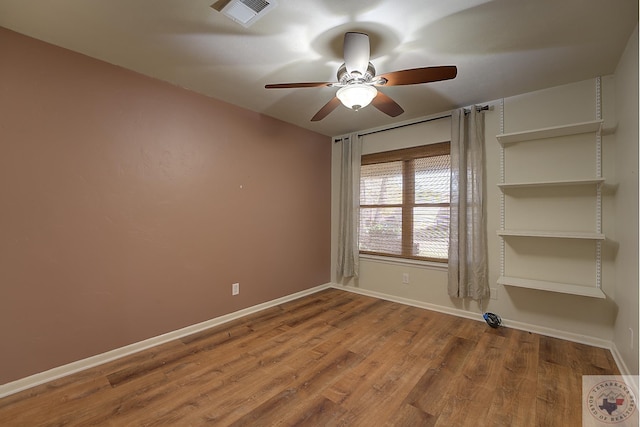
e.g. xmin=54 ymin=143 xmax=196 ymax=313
xmin=496 ymin=276 xmax=606 ymax=299
xmin=497 ymin=230 xmax=605 ymax=240
xmin=497 ymin=82 xmax=607 ymax=298
xmin=496 ymin=120 xmax=603 ymax=145
xmin=497 ymin=178 xmax=605 ymax=189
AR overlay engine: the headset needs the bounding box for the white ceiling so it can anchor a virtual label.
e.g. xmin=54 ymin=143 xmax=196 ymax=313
xmin=0 ymin=0 xmax=637 ymax=136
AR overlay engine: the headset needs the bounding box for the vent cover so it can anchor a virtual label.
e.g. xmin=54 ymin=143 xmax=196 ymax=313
xmin=220 ymin=0 xmax=277 ymax=27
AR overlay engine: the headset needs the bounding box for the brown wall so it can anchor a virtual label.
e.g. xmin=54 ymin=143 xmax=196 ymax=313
xmin=0 ymin=27 xmax=331 ymax=384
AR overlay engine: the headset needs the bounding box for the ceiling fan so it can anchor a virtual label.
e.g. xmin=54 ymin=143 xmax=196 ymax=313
xmin=265 ymin=32 xmax=457 ymax=121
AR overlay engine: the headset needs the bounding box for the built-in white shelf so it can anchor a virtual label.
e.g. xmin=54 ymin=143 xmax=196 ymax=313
xmin=497 ymin=83 xmax=608 ymax=299
xmin=497 ymin=178 xmax=605 ymax=190
xmin=497 ymin=120 xmax=603 ymax=145
xmin=497 ymin=230 xmax=605 ymax=240
xmin=497 ymin=276 xmax=606 ymax=299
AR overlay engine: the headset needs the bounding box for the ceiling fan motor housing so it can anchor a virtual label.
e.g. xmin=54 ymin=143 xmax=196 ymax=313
xmin=337 ymin=63 xmax=377 ymax=85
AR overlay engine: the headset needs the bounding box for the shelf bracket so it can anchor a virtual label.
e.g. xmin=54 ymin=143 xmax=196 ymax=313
xmin=595 ymin=76 xmax=603 ymax=290
xmin=499 ymin=98 xmax=505 ymax=278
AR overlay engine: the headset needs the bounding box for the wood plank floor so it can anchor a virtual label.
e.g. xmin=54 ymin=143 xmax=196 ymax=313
xmin=0 ymin=288 xmax=620 ymax=426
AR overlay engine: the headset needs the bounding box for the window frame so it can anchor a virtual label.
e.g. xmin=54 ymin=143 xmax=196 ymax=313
xmin=359 ymin=142 xmax=450 ymax=263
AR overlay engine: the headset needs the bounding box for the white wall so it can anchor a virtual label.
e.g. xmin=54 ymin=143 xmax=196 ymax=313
xmin=611 ymin=24 xmax=639 ymax=375
xmin=331 ymin=69 xmax=636 ymax=358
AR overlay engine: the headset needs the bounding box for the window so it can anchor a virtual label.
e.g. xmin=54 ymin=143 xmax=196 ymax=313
xmin=359 ymin=142 xmax=450 ymax=262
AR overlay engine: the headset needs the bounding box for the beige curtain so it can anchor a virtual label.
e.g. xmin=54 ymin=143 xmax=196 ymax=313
xmin=448 ymin=108 xmax=489 ymax=299
xmin=337 ymin=133 xmax=361 ymax=278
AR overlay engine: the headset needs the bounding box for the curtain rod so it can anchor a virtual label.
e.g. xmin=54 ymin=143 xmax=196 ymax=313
xmin=334 ymin=104 xmax=490 ymax=141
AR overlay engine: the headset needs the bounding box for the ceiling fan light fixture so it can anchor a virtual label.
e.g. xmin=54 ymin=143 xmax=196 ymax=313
xmin=336 ymin=84 xmax=377 ymax=111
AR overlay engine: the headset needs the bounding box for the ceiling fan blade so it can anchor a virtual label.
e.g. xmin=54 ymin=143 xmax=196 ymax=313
xmin=265 ymin=82 xmax=333 ymax=89
xmin=343 ymin=32 xmax=370 ymax=76
xmin=371 ymin=92 xmax=404 ymax=117
xmin=377 ymin=66 xmax=457 ymax=86
xmin=311 ymin=97 xmax=342 ymax=121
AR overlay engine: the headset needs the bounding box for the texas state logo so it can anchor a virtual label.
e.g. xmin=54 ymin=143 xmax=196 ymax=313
xmin=583 ymin=376 xmax=638 ymax=426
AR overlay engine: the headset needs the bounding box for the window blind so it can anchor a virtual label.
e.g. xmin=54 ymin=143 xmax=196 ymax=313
xmin=359 ymin=142 xmax=450 ymax=262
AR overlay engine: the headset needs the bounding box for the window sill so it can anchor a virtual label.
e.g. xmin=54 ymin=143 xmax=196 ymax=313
xmin=359 ymin=254 xmax=448 ymax=272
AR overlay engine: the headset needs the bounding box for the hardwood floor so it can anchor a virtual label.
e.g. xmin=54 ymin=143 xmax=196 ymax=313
xmin=0 ymin=288 xmax=620 ymax=426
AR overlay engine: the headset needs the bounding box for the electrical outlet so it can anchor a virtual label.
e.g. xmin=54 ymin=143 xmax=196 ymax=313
xmin=232 ymin=283 xmax=239 ymax=296
xmin=402 ymin=273 xmax=409 ymax=284
xmin=490 ymin=287 xmax=498 ymax=300
xmin=629 ymin=328 xmax=634 ymax=350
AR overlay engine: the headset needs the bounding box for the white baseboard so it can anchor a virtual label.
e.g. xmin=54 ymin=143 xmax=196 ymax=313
xmin=331 ymin=283 xmax=614 ymax=349
xmin=0 ymin=283 xmax=332 ymax=399
xmin=610 ymin=342 xmax=635 ymax=377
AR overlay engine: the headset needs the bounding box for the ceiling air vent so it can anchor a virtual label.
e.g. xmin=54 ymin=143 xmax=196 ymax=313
xmin=220 ymin=0 xmax=277 ymax=28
